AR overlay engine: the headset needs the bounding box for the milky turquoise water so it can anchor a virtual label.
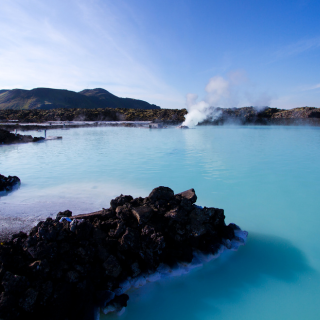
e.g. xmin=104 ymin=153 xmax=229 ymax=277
xmin=1 ymin=125 xmax=320 ymax=319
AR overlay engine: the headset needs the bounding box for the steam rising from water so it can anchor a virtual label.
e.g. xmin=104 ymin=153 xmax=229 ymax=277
xmin=182 ymin=73 xmax=272 ymax=127
xmin=182 ymin=76 xmax=228 ymax=127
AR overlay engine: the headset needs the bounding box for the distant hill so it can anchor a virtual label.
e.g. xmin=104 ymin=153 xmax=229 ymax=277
xmin=0 ymin=88 xmax=160 ymax=110
xmin=79 ymin=88 xmax=160 ymax=110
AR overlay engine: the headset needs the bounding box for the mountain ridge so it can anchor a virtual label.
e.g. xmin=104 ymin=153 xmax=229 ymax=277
xmin=0 ymin=87 xmax=160 ymax=110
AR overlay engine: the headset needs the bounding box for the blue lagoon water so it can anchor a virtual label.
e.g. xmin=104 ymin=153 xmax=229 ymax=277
xmin=1 ymin=125 xmax=320 ymax=319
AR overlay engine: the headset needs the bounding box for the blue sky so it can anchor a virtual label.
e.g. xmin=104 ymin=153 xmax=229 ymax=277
xmin=0 ymin=0 xmax=319 ymax=109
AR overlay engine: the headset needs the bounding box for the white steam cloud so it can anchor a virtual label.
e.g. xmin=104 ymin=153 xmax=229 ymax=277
xmin=182 ymin=76 xmax=230 ymax=127
xmin=182 ymin=72 xmax=272 ymax=127
xmin=205 ymin=76 xmax=230 ymax=105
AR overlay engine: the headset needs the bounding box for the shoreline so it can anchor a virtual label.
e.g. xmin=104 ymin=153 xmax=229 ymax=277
xmin=1 ymin=106 xmax=320 ymax=130
xmin=0 ymin=120 xmax=179 ymax=133
xmin=1 ymin=117 xmax=320 ymax=133
xmin=0 ymin=121 xmax=154 ymax=132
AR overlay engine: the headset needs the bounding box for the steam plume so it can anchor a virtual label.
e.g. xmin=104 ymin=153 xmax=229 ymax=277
xmin=182 ymin=76 xmax=230 ymax=127
xmin=182 ymin=73 xmax=272 ymax=127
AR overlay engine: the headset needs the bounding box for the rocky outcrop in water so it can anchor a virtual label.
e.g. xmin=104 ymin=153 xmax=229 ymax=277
xmin=0 ymin=128 xmax=44 ymax=144
xmin=0 ymin=174 xmax=21 ymax=193
xmin=199 ymin=106 xmax=320 ymax=125
xmin=0 ymin=187 xmax=247 ymax=320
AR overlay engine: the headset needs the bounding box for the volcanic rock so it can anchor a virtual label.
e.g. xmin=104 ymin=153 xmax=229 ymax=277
xmin=56 ymin=210 xmax=72 ymax=219
xmin=103 ymin=255 xmax=122 ymax=278
xmin=177 ymin=188 xmax=197 ymax=203
xmin=148 ymin=186 xmax=175 ymax=204
xmin=0 ymin=128 xmax=44 ymax=144
xmin=0 ymin=186 xmax=247 ymax=320
xmin=0 ymin=174 xmax=21 ymax=193
xmin=131 ymin=206 xmax=154 ymax=224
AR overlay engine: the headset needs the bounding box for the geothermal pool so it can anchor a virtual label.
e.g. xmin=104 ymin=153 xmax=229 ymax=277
xmin=1 ymin=125 xmax=320 ymax=320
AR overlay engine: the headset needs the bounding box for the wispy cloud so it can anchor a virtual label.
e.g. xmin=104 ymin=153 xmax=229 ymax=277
xmin=0 ymin=0 xmax=183 ymax=108
xmin=300 ymin=83 xmax=320 ymax=91
xmin=274 ymin=37 xmax=320 ymax=59
xmin=307 ymin=83 xmax=320 ymax=90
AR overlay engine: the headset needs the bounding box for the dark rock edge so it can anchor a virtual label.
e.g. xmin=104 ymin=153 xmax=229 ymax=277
xmin=0 ymin=128 xmax=44 ymax=145
xmin=0 ymin=174 xmax=21 ymax=194
xmin=0 ymin=186 xmax=248 ymax=320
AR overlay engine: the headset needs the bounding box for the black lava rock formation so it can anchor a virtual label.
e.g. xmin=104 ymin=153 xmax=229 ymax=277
xmin=0 ymin=187 xmax=247 ymax=320
xmin=0 ymin=128 xmax=44 ymax=144
xmin=0 ymin=174 xmax=21 ymax=193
